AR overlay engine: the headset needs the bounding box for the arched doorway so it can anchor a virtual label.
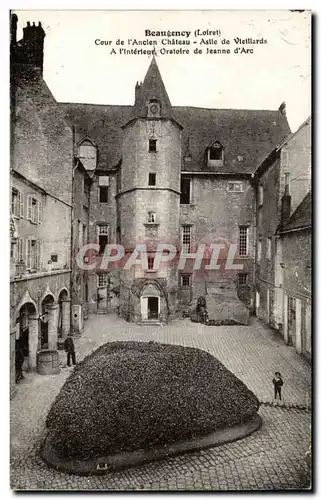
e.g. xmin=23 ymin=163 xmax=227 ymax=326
xmin=16 ymin=302 xmax=37 ymax=363
xmin=58 ymin=288 xmax=70 ymax=338
xmin=40 ymin=295 xmax=54 ymax=349
xmin=140 ymin=283 xmax=160 ymax=321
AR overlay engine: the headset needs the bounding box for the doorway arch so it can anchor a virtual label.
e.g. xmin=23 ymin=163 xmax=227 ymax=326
xmin=16 ymin=302 xmax=37 ymax=360
xmin=58 ymin=288 xmax=70 ymax=338
xmin=40 ymin=294 xmax=55 ymax=349
xmin=140 ymin=283 xmax=161 ymax=321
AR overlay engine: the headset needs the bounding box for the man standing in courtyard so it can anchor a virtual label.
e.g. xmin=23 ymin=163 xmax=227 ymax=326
xmin=64 ymin=333 xmax=76 ymax=367
xmin=273 ymin=372 xmax=283 ymax=400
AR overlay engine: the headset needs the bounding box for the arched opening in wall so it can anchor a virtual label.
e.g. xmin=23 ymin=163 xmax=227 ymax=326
xmin=40 ymin=295 xmax=54 ymax=349
xmin=16 ymin=302 xmax=36 ymax=367
xmin=140 ymin=283 xmax=160 ymax=321
xmin=58 ymin=289 xmax=69 ymax=338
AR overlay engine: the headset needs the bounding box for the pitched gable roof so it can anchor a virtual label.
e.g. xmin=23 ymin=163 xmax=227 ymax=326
xmin=279 ymin=191 xmax=311 ymax=233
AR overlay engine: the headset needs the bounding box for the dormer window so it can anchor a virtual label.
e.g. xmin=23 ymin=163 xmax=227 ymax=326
xmin=207 ymin=141 xmax=224 ymax=167
xmin=78 ymin=137 xmax=97 ymax=171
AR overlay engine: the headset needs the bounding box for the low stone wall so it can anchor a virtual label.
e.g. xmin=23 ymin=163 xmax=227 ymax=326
xmin=41 ymin=414 xmax=262 ymax=476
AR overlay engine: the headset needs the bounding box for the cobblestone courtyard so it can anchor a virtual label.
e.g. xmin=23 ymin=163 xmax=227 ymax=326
xmin=10 ymin=315 xmax=311 ymax=491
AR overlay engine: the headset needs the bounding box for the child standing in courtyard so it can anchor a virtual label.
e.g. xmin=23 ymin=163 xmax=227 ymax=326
xmin=273 ymin=371 xmax=283 ymax=400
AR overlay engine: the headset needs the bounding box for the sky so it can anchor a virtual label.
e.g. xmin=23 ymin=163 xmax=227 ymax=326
xmin=13 ymin=9 xmax=311 ymax=133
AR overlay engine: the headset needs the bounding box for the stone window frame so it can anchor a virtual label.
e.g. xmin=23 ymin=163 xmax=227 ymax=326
xmin=147 ymin=211 xmax=156 ymax=223
xmin=227 ymin=181 xmax=244 ymax=193
xmin=237 ymin=273 xmax=248 ymax=286
xmin=148 ymin=139 xmax=157 ymax=153
xmin=97 ymin=274 xmax=108 ymax=288
xmin=97 ymin=224 xmax=109 ymax=255
xmin=148 ymin=173 xmax=156 ymax=186
xmin=181 ymin=225 xmax=192 ymax=253
xmin=181 ymin=273 xmax=192 ymax=287
xmin=238 ymin=225 xmax=249 ymax=257
xmin=180 ymin=176 xmax=192 ymax=205
xmin=207 ymin=141 xmax=224 ymax=167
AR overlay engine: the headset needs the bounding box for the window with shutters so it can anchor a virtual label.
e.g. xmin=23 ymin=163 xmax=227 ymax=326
xmin=97 ymin=225 xmax=109 ymax=254
xmin=182 ymin=225 xmax=192 ymax=253
xmin=27 ymin=196 xmax=42 ymax=224
xmin=239 ymin=226 xmax=248 ymax=257
xmin=26 ymin=238 xmax=40 ymax=271
xmin=11 ymin=188 xmax=18 ymax=217
xmin=18 ymin=238 xmax=24 ymax=262
xmin=11 ymin=240 xmax=17 ymax=260
xmin=11 ymin=189 xmax=24 ymax=218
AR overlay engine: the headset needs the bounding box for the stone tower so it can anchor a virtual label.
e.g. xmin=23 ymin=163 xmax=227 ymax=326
xmin=118 ymin=57 xmax=183 ymax=322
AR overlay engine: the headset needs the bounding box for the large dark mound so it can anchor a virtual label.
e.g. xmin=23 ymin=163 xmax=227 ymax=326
xmin=45 ymin=341 xmax=259 ymax=459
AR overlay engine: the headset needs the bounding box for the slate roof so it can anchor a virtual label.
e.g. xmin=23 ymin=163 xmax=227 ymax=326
xmin=279 ymin=191 xmax=312 ymax=233
xmin=61 ymin=101 xmax=290 ymax=174
xmin=59 ymin=58 xmax=291 ymax=174
xmin=128 ymin=56 xmax=179 ymax=126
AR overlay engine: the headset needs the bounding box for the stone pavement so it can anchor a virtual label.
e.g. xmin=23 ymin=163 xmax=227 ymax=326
xmin=10 ymin=315 xmax=311 ymax=491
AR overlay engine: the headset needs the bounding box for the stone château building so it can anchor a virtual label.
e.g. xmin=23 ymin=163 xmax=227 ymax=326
xmin=62 ymin=56 xmax=290 ymax=322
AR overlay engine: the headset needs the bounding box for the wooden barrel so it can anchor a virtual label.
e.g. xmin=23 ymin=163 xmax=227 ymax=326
xmin=37 ymin=349 xmax=60 ymax=375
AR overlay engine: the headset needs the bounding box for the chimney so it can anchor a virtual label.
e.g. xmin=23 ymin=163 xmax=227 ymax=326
xmin=134 ymin=81 xmax=141 ymax=106
xmin=18 ymin=20 xmax=46 ymax=74
xmin=10 ymin=13 xmax=18 ymax=45
xmin=281 ymin=173 xmax=291 ymax=227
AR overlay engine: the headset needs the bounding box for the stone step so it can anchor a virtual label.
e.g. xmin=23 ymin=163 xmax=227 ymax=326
xmin=137 ymin=321 xmax=162 ymax=326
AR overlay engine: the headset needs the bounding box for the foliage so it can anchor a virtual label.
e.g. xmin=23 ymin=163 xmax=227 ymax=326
xmin=45 ymin=341 xmax=259 ymax=458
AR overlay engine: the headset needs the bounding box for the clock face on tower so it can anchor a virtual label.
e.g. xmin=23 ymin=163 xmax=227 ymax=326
xmin=150 ymin=104 xmax=159 ymax=114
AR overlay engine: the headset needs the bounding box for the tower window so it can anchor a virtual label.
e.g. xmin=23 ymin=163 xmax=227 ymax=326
xmin=149 ymin=139 xmax=157 ymax=152
xmin=149 ymin=173 xmax=156 ymax=186
xmin=180 ymin=177 xmax=191 ymax=204
xmin=147 ymin=211 xmax=156 ymax=223
xmin=148 ymin=257 xmax=155 ymax=270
